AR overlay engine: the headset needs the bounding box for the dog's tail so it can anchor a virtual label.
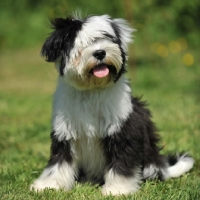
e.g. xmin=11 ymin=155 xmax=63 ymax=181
xmin=143 ymin=153 xmax=194 ymax=180
xmin=165 ymin=153 xmax=194 ymax=179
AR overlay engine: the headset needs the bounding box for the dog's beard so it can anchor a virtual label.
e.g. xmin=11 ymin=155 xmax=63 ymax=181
xmin=65 ymin=63 xmax=116 ymax=90
xmin=73 ymin=72 xmax=113 ymax=90
xmin=65 ymin=44 xmax=123 ymax=90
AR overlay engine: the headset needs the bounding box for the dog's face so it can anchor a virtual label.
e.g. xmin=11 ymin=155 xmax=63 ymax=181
xmin=42 ymin=15 xmax=133 ymax=90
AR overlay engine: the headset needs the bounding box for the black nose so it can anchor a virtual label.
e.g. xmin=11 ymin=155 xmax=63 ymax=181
xmin=93 ymin=50 xmax=106 ymax=60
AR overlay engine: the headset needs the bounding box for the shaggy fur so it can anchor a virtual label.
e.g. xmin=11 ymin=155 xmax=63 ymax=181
xmin=30 ymin=14 xmax=194 ymax=195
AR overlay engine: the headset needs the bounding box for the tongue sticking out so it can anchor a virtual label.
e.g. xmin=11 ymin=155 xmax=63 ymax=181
xmin=93 ymin=65 xmax=109 ymax=78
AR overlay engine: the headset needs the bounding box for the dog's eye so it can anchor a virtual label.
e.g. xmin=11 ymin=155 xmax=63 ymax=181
xmin=112 ymin=37 xmax=119 ymax=44
xmin=102 ymin=32 xmax=117 ymax=43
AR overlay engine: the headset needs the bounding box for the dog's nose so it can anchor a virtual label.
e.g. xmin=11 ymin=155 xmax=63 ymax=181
xmin=93 ymin=50 xmax=106 ymax=60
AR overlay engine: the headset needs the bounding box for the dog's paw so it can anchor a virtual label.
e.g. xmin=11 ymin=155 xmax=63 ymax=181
xmin=102 ymin=169 xmax=141 ymax=196
xmin=30 ymin=179 xmax=60 ymax=192
xmin=30 ymin=162 xmax=76 ymax=192
xmin=101 ymin=185 xmax=122 ymax=196
xmin=101 ymin=184 xmax=138 ymax=196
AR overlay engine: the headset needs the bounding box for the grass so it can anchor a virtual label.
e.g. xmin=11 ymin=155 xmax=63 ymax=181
xmin=0 ymin=46 xmax=200 ymax=200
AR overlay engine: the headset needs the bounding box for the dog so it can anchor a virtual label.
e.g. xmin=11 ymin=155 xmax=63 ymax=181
xmin=30 ymin=14 xmax=194 ymax=195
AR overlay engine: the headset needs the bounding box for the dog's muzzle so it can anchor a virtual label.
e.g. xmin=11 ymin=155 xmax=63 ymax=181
xmin=87 ymin=50 xmax=117 ymax=78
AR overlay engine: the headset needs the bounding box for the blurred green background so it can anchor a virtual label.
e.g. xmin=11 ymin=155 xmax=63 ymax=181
xmin=0 ymin=0 xmax=200 ymax=61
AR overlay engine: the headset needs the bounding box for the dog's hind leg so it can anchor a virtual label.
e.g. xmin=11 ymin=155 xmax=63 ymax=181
xmin=30 ymin=132 xmax=77 ymax=191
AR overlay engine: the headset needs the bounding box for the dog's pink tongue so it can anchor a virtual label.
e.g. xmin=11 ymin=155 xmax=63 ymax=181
xmin=93 ymin=65 xmax=109 ymax=78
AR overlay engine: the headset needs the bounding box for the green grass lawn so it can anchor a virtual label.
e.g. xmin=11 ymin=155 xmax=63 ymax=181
xmin=0 ymin=47 xmax=200 ymax=199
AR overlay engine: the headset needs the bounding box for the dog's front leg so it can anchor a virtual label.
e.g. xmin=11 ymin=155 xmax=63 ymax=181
xmin=101 ymin=134 xmax=142 ymax=196
xmin=102 ymin=168 xmax=141 ymax=196
xmin=30 ymin=131 xmax=77 ymax=192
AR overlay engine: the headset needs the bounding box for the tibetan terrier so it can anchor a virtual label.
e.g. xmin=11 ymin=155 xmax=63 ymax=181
xmin=30 ymin=14 xmax=194 ymax=195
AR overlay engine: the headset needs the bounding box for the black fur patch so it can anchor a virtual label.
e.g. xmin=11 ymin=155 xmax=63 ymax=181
xmin=102 ymin=97 xmax=165 ymax=177
xmin=47 ymin=131 xmax=73 ymax=167
xmin=41 ymin=17 xmax=83 ymax=75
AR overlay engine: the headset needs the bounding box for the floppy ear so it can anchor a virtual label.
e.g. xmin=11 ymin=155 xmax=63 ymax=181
xmin=41 ymin=17 xmax=83 ymax=62
xmin=112 ymin=18 xmax=135 ymax=53
xmin=109 ymin=18 xmax=135 ymax=82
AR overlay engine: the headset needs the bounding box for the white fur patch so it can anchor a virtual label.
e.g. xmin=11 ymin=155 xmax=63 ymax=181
xmin=102 ymin=168 xmax=141 ymax=196
xmin=113 ymin=18 xmax=135 ymax=52
xmin=30 ymin=161 xmax=77 ymax=191
xmin=52 ymin=76 xmax=132 ymax=141
xmin=75 ymin=15 xmax=117 ymax=49
xmin=72 ymin=136 xmax=106 ymax=182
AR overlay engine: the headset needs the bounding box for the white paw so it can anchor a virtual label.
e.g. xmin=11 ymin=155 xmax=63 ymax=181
xmin=102 ymin=169 xmax=141 ymax=196
xmin=30 ymin=162 xmax=76 ymax=192
xmin=101 ymin=183 xmax=139 ymax=196
xmin=101 ymin=185 xmax=122 ymax=196
xmin=30 ymin=179 xmax=60 ymax=191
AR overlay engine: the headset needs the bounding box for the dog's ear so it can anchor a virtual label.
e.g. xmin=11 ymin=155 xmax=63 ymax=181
xmin=41 ymin=17 xmax=82 ymax=62
xmin=111 ymin=18 xmax=135 ymax=53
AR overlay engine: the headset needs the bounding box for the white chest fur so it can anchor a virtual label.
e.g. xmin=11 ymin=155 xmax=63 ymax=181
xmin=52 ymin=76 xmax=133 ymax=141
xmin=72 ymin=136 xmax=106 ymax=182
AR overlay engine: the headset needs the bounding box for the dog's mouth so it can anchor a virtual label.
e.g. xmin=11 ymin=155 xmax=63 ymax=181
xmin=89 ymin=64 xmax=117 ymax=78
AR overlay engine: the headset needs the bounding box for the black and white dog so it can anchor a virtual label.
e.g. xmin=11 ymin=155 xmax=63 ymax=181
xmin=30 ymin=14 xmax=194 ymax=195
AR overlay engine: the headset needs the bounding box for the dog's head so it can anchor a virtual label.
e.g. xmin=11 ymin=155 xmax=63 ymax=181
xmin=42 ymin=14 xmax=134 ymax=90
